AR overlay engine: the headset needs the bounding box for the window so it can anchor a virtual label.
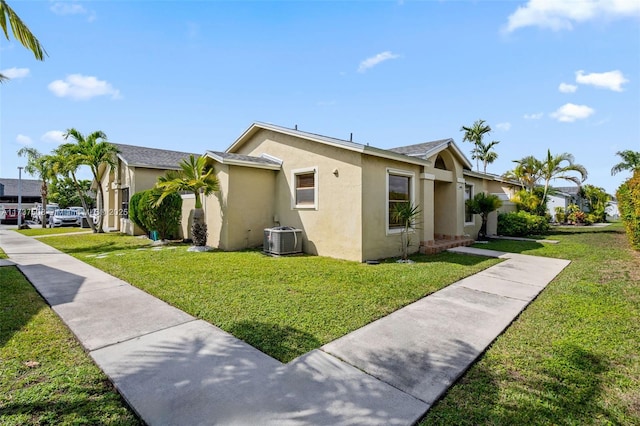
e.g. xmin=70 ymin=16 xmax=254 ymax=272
xmin=387 ymin=169 xmax=414 ymax=231
xmin=121 ymin=187 xmax=129 ymax=219
xmin=292 ymin=167 xmax=318 ymax=209
xmin=464 ymin=184 xmax=473 ymax=224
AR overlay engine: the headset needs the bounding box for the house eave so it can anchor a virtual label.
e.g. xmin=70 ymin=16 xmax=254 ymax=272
xmin=204 ymin=151 xmax=282 ymax=170
xmin=228 ymin=122 xmax=430 ymax=167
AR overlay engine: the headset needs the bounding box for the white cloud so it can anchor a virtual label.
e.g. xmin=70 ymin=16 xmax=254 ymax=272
xmin=503 ymin=0 xmax=640 ymax=32
xmin=524 ymin=112 xmax=544 ymax=120
xmin=50 ymin=2 xmax=96 ymax=22
xmin=496 ymin=122 xmax=511 ymax=131
xmin=50 ymin=2 xmax=86 ymax=15
xmin=16 ymin=134 xmax=32 ymax=145
xmin=1 ymin=67 xmax=30 ymax=79
xmin=575 ymin=69 xmax=629 ymax=92
xmin=558 ymin=82 xmax=577 ymax=93
xmin=41 ymin=130 xmax=66 ymax=144
xmin=358 ymin=51 xmax=400 ymax=73
xmin=550 ymin=103 xmax=595 ymax=122
xmin=48 ymin=74 xmax=121 ymax=100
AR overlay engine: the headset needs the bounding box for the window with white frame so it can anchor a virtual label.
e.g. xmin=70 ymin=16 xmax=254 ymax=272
xmin=464 ymin=183 xmax=474 ymax=224
xmin=292 ymin=167 xmax=318 ymax=209
xmin=387 ymin=169 xmax=414 ymax=231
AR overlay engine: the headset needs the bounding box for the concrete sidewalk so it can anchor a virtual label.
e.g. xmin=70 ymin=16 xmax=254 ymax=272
xmin=0 ymin=230 xmax=570 ymax=425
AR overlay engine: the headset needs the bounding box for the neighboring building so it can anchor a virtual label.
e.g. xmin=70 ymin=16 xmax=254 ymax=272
xmin=97 ymin=144 xmax=198 ymax=235
xmin=98 ymin=123 xmax=521 ymax=261
xmin=0 ymin=178 xmax=42 ymax=205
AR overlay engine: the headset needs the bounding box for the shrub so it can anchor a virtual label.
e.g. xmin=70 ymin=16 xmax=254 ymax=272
xmin=129 ymin=192 xmax=147 ymax=234
xmin=617 ymin=171 xmax=640 ymax=250
xmin=132 ymin=189 xmax=182 ymax=240
xmin=554 ymin=206 xmax=566 ymax=224
xmin=498 ymin=211 xmax=550 ymax=237
xmin=511 ymin=188 xmax=546 ymax=216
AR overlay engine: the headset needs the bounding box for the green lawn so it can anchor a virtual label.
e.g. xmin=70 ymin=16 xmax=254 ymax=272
xmin=17 ymin=227 xmax=90 ymax=237
xmin=38 ymin=233 xmax=499 ymax=363
xmin=0 ymin=252 xmax=140 ymax=425
xmin=423 ymin=223 xmax=640 ymax=425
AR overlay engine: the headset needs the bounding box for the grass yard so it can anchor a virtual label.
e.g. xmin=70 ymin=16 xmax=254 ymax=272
xmin=423 ymin=223 xmax=640 ymax=425
xmin=37 ymin=233 xmax=499 ymax=363
xmin=17 ymin=227 xmax=90 ymax=237
xmin=0 ymin=250 xmax=140 ymax=425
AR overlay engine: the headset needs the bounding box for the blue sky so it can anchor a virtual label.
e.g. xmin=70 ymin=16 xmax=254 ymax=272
xmin=1 ymin=0 xmax=639 ymax=194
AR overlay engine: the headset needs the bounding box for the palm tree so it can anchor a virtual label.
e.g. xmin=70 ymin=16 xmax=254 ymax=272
xmin=17 ymin=147 xmax=53 ymax=228
xmin=63 ymin=128 xmax=118 ymax=233
xmin=50 ymin=145 xmax=98 ymax=233
xmin=156 ymin=155 xmax=219 ymax=247
xmin=391 ymin=202 xmax=421 ymax=262
xmin=472 ymin=140 xmax=500 ymax=174
xmin=465 ymin=192 xmax=503 ymax=239
xmin=503 ymin=155 xmax=543 ymax=192
xmin=461 ymin=119 xmax=492 ymax=172
xmin=540 ymin=149 xmax=588 ymax=205
xmin=0 ymin=0 xmax=47 ymax=82
xmin=611 ymin=150 xmax=640 ymax=176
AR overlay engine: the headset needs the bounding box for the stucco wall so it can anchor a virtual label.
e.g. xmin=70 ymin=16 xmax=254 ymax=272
xmin=222 ymin=165 xmax=276 ymax=250
xmin=233 ymin=129 xmax=365 ymax=261
xmin=361 ymin=155 xmax=423 ymax=261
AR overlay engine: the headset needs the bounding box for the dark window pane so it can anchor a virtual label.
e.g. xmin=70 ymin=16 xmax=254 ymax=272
xmin=295 ymin=173 xmax=315 ymax=205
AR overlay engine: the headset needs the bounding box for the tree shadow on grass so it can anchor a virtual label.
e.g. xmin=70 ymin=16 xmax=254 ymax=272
xmin=422 ymin=342 xmax=617 ymax=425
xmin=227 ymin=320 xmax=322 ymax=363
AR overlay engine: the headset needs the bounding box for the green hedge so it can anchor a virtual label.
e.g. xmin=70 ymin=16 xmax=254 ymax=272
xmin=497 ymin=211 xmax=550 ymax=237
xmin=616 ymin=170 xmax=640 ymax=250
xmin=130 ymin=189 xmax=182 ymax=240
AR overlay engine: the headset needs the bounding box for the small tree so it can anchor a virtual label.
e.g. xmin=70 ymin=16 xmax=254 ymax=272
xmin=466 ymin=192 xmax=503 ymax=239
xmin=156 ymin=155 xmax=218 ymax=247
xmin=391 ymin=203 xmax=421 ymax=262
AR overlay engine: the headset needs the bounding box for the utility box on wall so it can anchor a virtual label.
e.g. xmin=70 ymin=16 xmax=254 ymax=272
xmin=263 ymin=227 xmax=303 ymax=255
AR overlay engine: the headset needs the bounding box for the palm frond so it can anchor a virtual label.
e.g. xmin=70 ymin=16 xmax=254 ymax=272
xmin=0 ymin=0 xmax=47 ymax=60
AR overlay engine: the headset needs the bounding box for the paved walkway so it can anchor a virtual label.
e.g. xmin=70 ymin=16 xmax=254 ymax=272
xmin=0 ymin=230 xmax=570 ymax=425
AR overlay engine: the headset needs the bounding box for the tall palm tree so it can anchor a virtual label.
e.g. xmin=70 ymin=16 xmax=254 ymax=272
xmin=540 ymin=149 xmax=588 ymax=205
xmin=156 ymin=155 xmax=219 ymax=246
xmin=0 ymin=0 xmax=47 ymax=82
xmin=50 ymin=144 xmax=98 ymax=233
xmin=63 ymin=128 xmax=117 ymax=233
xmin=461 ymin=119 xmax=492 ymax=172
xmin=472 ymin=140 xmax=500 ymax=174
xmin=611 ymin=150 xmax=640 ymax=176
xmin=503 ymin=155 xmax=542 ymax=192
xmin=17 ymin=147 xmax=53 ymax=228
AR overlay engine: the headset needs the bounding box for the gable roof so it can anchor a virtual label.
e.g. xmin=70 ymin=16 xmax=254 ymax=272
xmin=205 ymin=151 xmax=282 ymax=170
xmin=112 ymin=143 xmax=198 ymax=170
xmin=390 ymin=139 xmax=473 ymax=170
xmin=226 ymin=122 xmax=435 ymax=167
xmin=0 ymin=178 xmax=42 ymax=197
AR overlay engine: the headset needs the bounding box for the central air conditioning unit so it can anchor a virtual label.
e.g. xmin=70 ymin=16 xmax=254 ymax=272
xmin=264 ymin=227 xmax=303 ymax=255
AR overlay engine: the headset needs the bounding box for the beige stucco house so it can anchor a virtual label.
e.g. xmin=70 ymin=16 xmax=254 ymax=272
xmin=99 ymin=124 xmax=518 ymax=262
xmin=178 ymin=122 xmax=518 ymax=262
xmin=98 ymin=143 xmax=197 ymax=235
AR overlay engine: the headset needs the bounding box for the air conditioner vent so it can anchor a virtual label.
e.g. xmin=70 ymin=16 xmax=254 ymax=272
xmin=263 ymin=227 xmax=303 ymax=255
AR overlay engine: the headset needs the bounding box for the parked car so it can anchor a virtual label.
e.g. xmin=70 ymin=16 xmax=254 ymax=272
xmin=34 ymin=203 xmax=59 ymax=224
xmin=0 ymin=206 xmax=24 ymax=224
xmin=49 ymin=209 xmax=80 ymax=227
